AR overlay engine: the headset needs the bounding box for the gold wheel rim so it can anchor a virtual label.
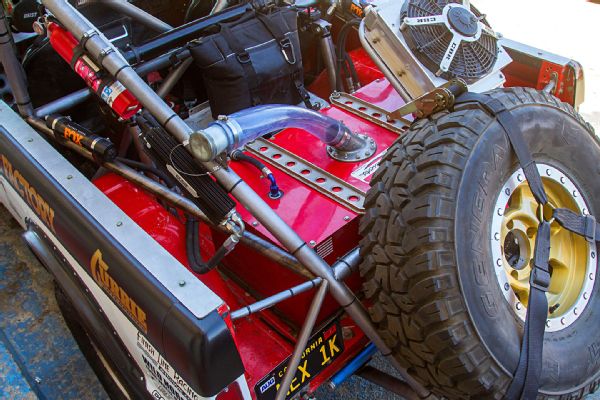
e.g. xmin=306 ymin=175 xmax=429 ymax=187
xmin=491 ymin=164 xmax=595 ymax=331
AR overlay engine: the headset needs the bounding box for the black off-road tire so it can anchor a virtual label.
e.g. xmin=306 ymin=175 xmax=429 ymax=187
xmin=359 ymin=87 xmax=600 ymax=399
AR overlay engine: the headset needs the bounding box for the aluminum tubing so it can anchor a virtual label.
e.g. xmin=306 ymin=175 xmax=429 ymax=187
xmin=0 ymin=8 xmax=33 ymax=116
xmin=156 ymin=58 xmax=194 ymax=98
xmin=275 ymin=281 xmax=329 ymax=400
xmin=34 ymin=88 xmax=92 ymax=117
xmin=41 ymin=0 xmax=193 ymax=144
xmin=230 ymin=277 xmax=323 ymax=320
xmin=210 ymin=0 xmax=230 ymax=15
xmin=356 ymin=366 xmax=421 ymax=400
xmin=135 ymin=48 xmax=192 ymax=76
xmin=319 ymin=31 xmax=338 ymax=93
xmin=100 ymin=0 xmax=172 ymax=33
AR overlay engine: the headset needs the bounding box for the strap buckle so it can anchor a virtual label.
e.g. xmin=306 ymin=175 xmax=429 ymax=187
xmin=530 ymin=268 xmax=551 ymax=292
xmin=280 ymin=38 xmax=296 ymax=65
xmin=236 ymin=51 xmax=252 ymax=64
xmin=530 ymin=221 xmax=551 ymax=292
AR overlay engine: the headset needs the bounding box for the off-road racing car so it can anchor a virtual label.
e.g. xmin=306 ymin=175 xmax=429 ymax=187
xmin=0 ymin=0 xmax=598 ymax=399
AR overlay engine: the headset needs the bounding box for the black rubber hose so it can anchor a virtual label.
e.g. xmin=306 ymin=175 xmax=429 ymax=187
xmin=336 ymin=19 xmax=361 ymax=91
xmin=344 ymin=52 xmax=360 ymax=88
xmin=186 ymin=218 xmax=228 ymax=274
xmin=115 ymin=157 xmax=177 ymax=188
xmin=186 ymin=218 xmax=211 ymax=274
xmin=232 ymin=151 xmax=267 ymax=171
xmin=231 ymin=150 xmax=282 ymax=199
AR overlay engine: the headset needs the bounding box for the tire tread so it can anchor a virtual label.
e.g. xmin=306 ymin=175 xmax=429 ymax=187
xmin=359 ymin=87 xmax=599 ymax=399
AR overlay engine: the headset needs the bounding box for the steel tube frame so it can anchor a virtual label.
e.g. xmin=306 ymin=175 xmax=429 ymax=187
xmin=34 ymin=49 xmax=194 ymax=117
xmin=38 ymin=2 xmax=429 ymax=397
xmin=157 ymin=57 xmax=193 ymax=98
xmin=0 ymin=7 xmax=33 ymax=116
xmin=317 ymin=22 xmax=338 ymax=93
xmin=121 ymin=4 xmax=251 ymax=64
xmin=93 ymin=0 xmax=173 ymax=33
xmin=135 ymin=48 xmax=192 ymax=75
xmin=357 ymin=366 xmax=421 ymax=400
xmin=231 ymin=277 xmax=322 ymax=320
xmin=230 ymin=248 xmax=360 ymax=320
xmin=275 ymin=281 xmax=329 ymax=400
xmin=34 ymin=88 xmax=92 ymax=117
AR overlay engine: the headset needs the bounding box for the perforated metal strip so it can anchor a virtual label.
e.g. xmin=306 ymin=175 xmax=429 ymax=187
xmin=245 ymin=139 xmax=365 ymax=214
xmin=330 ymin=92 xmax=410 ymax=134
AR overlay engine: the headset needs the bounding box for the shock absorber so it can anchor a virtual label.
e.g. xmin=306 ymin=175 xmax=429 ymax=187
xmin=46 ymin=22 xmax=141 ymax=120
xmin=46 ymin=114 xmax=117 ymax=163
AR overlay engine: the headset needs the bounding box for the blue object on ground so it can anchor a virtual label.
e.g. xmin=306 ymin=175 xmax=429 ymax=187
xmin=330 ymin=342 xmax=377 ymax=389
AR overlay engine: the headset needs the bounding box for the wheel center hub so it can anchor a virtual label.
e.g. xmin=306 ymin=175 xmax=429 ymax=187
xmin=491 ymin=164 xmax=595 ymax=332
xmin=503 ymin=229 xmax=530 ymax=271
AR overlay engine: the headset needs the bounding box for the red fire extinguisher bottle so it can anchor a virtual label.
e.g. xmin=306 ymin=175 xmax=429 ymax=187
xmin=47 ymin=22 xmax=141 ymax=120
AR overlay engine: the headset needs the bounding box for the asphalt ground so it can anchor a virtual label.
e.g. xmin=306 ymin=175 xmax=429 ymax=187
xmin=1 ymin=1 xmax=599 ymax=399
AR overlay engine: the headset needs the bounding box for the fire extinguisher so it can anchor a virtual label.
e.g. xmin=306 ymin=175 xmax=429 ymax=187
xmin=47 ymin=22 xmax=141 ymax=120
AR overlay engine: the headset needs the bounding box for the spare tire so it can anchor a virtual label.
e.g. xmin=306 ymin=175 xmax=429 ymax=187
xmin=360 ymin=87 xmax=600 ymax=399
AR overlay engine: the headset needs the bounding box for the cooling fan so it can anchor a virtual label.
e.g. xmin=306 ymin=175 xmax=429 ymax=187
xmin=400 ymin=0 xmax=498 ymax=82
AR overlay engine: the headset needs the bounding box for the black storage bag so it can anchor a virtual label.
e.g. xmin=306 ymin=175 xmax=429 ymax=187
xmin=189 ymin=7 xmax=309 ymax=118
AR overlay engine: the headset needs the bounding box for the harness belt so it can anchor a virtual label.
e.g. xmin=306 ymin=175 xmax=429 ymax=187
xmin=455 ymin=92 xmax=599 ymax=400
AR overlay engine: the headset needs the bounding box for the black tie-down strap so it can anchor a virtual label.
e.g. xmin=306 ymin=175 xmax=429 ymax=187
xmin=504 ymin=221 xmax=551 ymax=400
xmin=553 ymin=208 xmax=600 ymax=243
xmin=458 ymin=93 xmax=548 ymax=205
xmin=455 ymin=92 xmax=596 ymax=399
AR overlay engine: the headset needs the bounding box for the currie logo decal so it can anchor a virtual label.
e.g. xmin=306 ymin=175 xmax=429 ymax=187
xmin=0 ymin=154 xmax=56 ymax=231
xmin=91 ymin=249 xmax=148 ymax=333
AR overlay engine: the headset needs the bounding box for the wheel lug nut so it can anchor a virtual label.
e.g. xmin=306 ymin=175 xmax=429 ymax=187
xmin=561 ymin=318 xmax=566 ymax=325
xmin=546 ymin=169 xmax=552 ymax=176
xmin=496 ymin=258 xmax=502 ymax=267
xmin=560 ymin=176 xmax=566 ymax=184
xmin=546 ymin=320 xmax=551 ymax=327
xmin=516 ymin=302 xmax=522 ymax=310
xmin=504 ymin=283 xmax=510 ymax=291
xmin=494 ymin=232 xmax=500 ymax=241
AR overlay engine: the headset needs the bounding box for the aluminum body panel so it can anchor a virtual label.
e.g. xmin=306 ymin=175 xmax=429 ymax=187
xmin=0 ymin=101 xmax=223 ymax=319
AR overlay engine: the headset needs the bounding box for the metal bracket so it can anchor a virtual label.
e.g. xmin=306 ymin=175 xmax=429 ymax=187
xmin=330 ymin=78 xmax=468 ymax=129
xmin=246 ymin=138 xmax=366 ymax=213
xmin=330 ymin=91 xmax=410 ymax=134
xmin=392 ymin=78 xmax=468 ymax=119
